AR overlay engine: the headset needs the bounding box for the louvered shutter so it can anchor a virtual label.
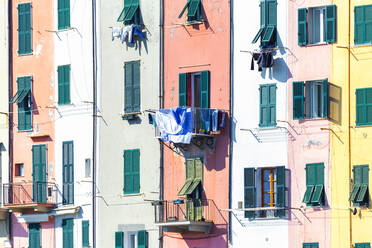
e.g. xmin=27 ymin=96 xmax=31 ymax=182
xmin=179 ymin=73 xmax=187 ymax=107
xmin=293 ymin=81 xmax=304 ymax=119
xmin=276 ymin=166 xmax=286 ymax=217
xmin=298 ymin=8 xmax=307 ymax=46
xmin=322 ymin=79 xmax=329 ymax=118
xmin=200 ymin=71 xmax=210 ymax=109
xmin=244 ymin=168 xmax=256 ymax=219
xmin=325 ymin=5 xmax=336 ymax=43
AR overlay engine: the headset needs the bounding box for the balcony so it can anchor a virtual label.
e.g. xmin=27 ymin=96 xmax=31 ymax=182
xmin=154 ymin=107 xmax=226 ymax=146
xmin=153 ymin=199 xmax=215 ymax=234
xmin=3 ymin=182 xmax=58 ymax=212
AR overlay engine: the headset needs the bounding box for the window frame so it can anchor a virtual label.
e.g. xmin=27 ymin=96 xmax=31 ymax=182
xmin=354 ymin=5 xmax=372 ymax=45
xmin=305 ymin=80 xmax=324 ymax=119
xmin=308 ymin=7 xmax=326 ymax=45
xmin=15 ymin=163 xmax=24 ymax=177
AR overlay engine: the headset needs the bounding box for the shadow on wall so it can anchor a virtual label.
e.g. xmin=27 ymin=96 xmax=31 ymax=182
xmin=260 ymin=33 xmax=292 ymax=82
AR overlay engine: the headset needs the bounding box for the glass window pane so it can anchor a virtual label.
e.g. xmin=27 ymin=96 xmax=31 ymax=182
xmin=263 ymin=170 xmax=271 ymax=181
xmin=264 ymin=182 xmax=270 ymax=192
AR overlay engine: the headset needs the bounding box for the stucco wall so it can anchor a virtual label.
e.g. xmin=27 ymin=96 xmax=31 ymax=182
xmin=97 ymin=0 xmax=160 ymax=247
xmin=231 ymin=0 xmax=288 ymax=247
xmin=287 ymin=1 xmax=331 ymax=248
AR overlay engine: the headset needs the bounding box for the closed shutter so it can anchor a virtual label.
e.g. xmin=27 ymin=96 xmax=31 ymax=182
xmin=356 ymin=89 xmax=366 ymax=125
xmin=137 ymin=230 xmax=147 ymax=248
xmin=260 ymin=85 xmax=276 ymax=127
xmin=18 ymin=3 xmax=32 ymax=54
xmin=124 ymin=149 xmax=140 ymax=194
xmin=64 ymin=65 xmax=71 ymax=104
xmin=293 ymin=81 xmax=304 ymax=119
xmin=322 ymin=79 xmax=329 ymax=118
xmin=82 ymin=220 xmax=89 ymax=247
xmin=62 ymin=219 xmax=73 ymax=248
xmin=325 ymin=5 xmax=336 ymax=43
xmin=58 ymin=65 xmax=71 ymax=105
xmin=355 ymin=6 xmax=364 ymax=44
xmin=32 ymin=145 xmax=47 ymax=203
xmin=124 ymin=61 xmax=141 ymax=113
xmin=365 ymin=6 xmax=372 ymax=43
xmin=115 ymin=232 xmax=124 ymax=248
xmin=267 ymin=0 xmax=277 ymax=26
xmin=276 ymin=166 xmax=286 ymax=217
xmin=200 ymin=71 xmax=210 ymax=109
xmin=298 ymin=8 xmax=307 ymax=46
xmin=244 ymin=168 xmax=255 ymax=219
xmin=29 ymin=223 xmax=41 ymax=248
xmin=58 ymin=0 xmax=70 ymax=30
xmin=179 ymin=73 xmax=187 ymax=106
xmin=62 ymin=141 xmax=74 ymax=205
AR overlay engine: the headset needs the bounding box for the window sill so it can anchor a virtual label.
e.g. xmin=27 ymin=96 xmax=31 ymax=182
xmin=58 ymin=102 xmax=72 ymax=106
xmin=58 ymin=27 xmax=72 ymax=32
xmin=186 ymin=20 xmax=204 ymax=26
xmin=18 ymin=52 xmax=33 ymax=56
xmin=258 ymin=124 xmax=277 ymax=129
xmin=122 ymin=112 xmax=141 ymax=120
xmin=301 ymin=42 xmax=329 ymax=47
xmin=355 ymin=123 xmax=372 ymax=128
xmin=122 ymin=192 xmax=143 ymax=197
xmin=18 ymin=128 xmax=33 ymax=133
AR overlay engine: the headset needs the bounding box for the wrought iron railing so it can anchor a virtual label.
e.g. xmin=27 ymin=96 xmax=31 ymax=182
xmin=3 ymin=182 xmax=57 ymax=206
xmin=154 ymin=199 xmax=217 ymax=223
xmin=155 ymin=107 xmax=226 ymax=138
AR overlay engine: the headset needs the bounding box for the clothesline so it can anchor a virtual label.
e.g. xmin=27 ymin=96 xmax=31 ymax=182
xmin=144 ymin=107 xmax=230 ymax=113
xmin=240 ymin=46 xmax=281 ymax=55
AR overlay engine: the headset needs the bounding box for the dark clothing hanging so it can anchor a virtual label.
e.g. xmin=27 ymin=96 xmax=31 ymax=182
xmin=251 ymin=52 xmax=261 ymax=71
xmin=257 ymin=51 xmax=274 ymax=68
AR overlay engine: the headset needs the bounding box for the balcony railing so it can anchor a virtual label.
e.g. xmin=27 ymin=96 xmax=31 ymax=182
xmin=154 ymin=199 xmax=216 ymax=233
xmin=3 ymin=182 xmax=57 ymax=208
xmin=155 ymin=107 xmax=225 ymax=139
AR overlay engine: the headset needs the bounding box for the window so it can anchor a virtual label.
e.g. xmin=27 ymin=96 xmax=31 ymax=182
xmin=356 ymin=88 xmax=372 ymax=126
xmin=355 ymin=243 xmax=371 ymax=248
xmin=58 ymin=65 xmax=71 ymax=105
xmin=252 ymin=0 xmax=277 ymax=47
xmin=62 ymin=141 xmax=74 ymax=205
xmin=28 ymin=223 xmax=40 ymax=248
xmin=293 ymin=80 xmax=328 ymax=120
xmin=15 ymin=163 xmax=24 ymax=177
xmin=18 ymin=3 xmax=32 ymax=55
xmin=178 ymin=158 xmax=203 ymax=196
xmin=349 ymin=165 xmax=369 ymax=206
xmin=117 ymin=0 xmax=140 ymax=25
xmin=303 ymin=243 xmax=319 ymax=248
xmin=124 ymin=61 xmax=140 ymax=114
xmin=124 ymin=149 xmax=140 ymax=194
xmin=302 ymin=163 xmax=325 ymax=206
xmin=62 ymin=219 xmax=73 ymax=248
xmin=259 ymin=84 xmax=276 ymax=127
xmin=298 ymin=5 xmax=336 ymax=46
xmin=85 ymin=158 xmax=91 ymax=178
xmin=178 ymin=0 xmax=203 ymax=23
xmin=355 ymin=5 xmax=372 ymax=45
xmin=244 ymin=166 xmax=288 ymax=219
xmin=115 ymin=232 xmax=124 ymax=248
xmin=82 ymin=220 xmax=89 ymax=247
xmin=179 ymin=71 xmax=210 ymax=108
xmin=10 ymin=76 xmax=32 ymax=131
xmin=58 ymin=0 xmax=70 ymax=30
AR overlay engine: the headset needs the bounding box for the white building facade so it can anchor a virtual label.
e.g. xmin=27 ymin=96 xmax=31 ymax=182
xmin=231 ymin=0 xmax=289 ymax=247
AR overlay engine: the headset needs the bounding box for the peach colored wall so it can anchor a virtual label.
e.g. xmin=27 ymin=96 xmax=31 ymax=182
xmin=11 ymin=1 xmax=55 ymax=247
xmin=163 ymin=0 xmax=230 ymax=247
xmin=288 ymin=1 xmax=331 ymax=248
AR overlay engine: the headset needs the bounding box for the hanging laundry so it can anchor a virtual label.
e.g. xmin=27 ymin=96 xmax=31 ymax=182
xmin=132 ymin=25 xmax=145 ymax=41
xmin=212 ymin=110 xmax=219 ymax=132
xmin=155 ymin=107 xmax=194 ymax=144
xmin=219 ymin=111 xmax=226 ymax=129
xmin=112 ymin=27 xmax=123 ymax=41
xmin=257 ymin=51 xmax=274 ymax=68
xmin=251 ymin=52 xmax=261 ymax=71
xmin=200 ymin=109 xmax=212 ymax=133
xmin=148 ymin=113 xmax=154 ymax=125
xmin=121 ymin=25 xmax=133 ymax=43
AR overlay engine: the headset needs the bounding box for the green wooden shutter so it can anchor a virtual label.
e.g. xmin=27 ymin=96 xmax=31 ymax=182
xmin=365 ymin=6 xmax=372 ymax=43
xmin=276 ymin=166 xmax=286 ymax=217
xmin=293 ymin=81 xmax=304 ymax=119
xmin=244 ymin=168 xmax=255 ymax=219
xmin=58 ymin=0 xmax=70 ymax=30
xmin=366 ymin=88 xmax=372 ymax=124
xmin=179 ymin=73 xmax=187 ymax=107
xmin=64 ymin=65 xmax=71 ymax=104
xmin=82 ymin=220 xmax=89 ymax=247
xmin=58 ymin=65 xmax=71 ymax=105
xmin=62 ymin=141 xmax=74 ymax=205
xmin=17 ymin=77 xmax=25 ymax=130
xmin=316 ymin=163 xmax=325 ymax=185
xmin=29 ymin=223 xmax=41 ymax=248
xmin=362 ymin=165 xmax=369 ymax=185
xmin=124 ymin=149 xmax=140 ymax=194
xmin=195 ymin=158 xmax=203 ymax=180
xmin=58 ymin=66 xmax=64 ymax=104
xmin=259 ymin=85 xmax=268 ymax=126
xmin=260 ymin=1 xmax=266 ymax=26
xmin=356 ymin=89 xmax=366 ymax=125
xmin=132 ymin=149 xmax=140 ymax=193
xmin=267 ymin=0 xmax=277 ymax=26
xmin=269 ymin=85 xmax=276 ymax=126
xmin=137 ymin=230 xmax=147 ymax=248
xmin=133 ymin=61 xmax=141 ymax=112
xmin=62 ymin=219 xmax=73 ymax=248
xmin=322 ymin=79 xmax=329 ymax=118
xmin=32 ymin=145 xmax=47 ymax=203
xmin=298 ymin=8 xmax=307 ymax=46
xmin=325 ymin=5 xmax=336 ymax=43
xmin=200 ymin=71 xmax=210 ymax=109
xmin=355 ymin=6 xmax=364 ymax=44
xmin=18 ymin=3 xmax=32 ymax=54
xmin=115 ymin=232 xmax=124 ymax=248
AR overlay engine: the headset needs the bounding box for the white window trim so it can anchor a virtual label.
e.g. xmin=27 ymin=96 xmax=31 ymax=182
xmin=308 ymin=7 xmax=326 ymax=45
xmin=305 ymin=80 xmax=324 ymax=119
xmin=125 ymin=231 xmax=137 ymax=248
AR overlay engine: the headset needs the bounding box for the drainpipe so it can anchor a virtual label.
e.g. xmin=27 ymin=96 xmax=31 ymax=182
xmin=7 ymin=0 xmax=13 ymax=245
xmin=91 ymin=0 xmax=97 ymax=247
xmin=347 ymin=0 xmax=352 ymax=247
xmin=158 ymin=0 xmax=164 ymax=246
xmin=228 ymin=0 xmax=233 ymax=246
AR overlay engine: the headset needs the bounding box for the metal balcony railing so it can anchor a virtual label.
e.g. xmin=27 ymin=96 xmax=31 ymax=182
xmin=155 ymin=107 xmax=225 ymax=138
xmin=3 ymin=182 xmax=57 ymax=207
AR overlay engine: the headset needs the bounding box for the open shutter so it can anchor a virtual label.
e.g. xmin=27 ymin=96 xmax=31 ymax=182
xmin=133 ymin=61 xmax=141 ymax=112
xmin=293 ymin=81 xmax=304 ymax=119
xmin=137 ymin=230 xmax=147 ymax=248
xmin=132 ymin=149 xmax=140 ymax=193
xmin=178 ymin=0 xmax=190 ymax=18
xmin=325 ymin=5 xmax=336 ymax=43
xmin=298 ymin=8 xmax=307 ymax=46
xmin=244 ymin=168 xmax=256 ymax=219
xmin=276 ymin=166 xmax=286 ymax=217
xmin=322 ymin=79 xmax=329 ymax=118
xmin=179 ymin=73 xmax=187 ymax=107
xmin=200 ymin=71 xmax=210 ymax=109
xmin=115 ymin=232 xmax=124 ymax=248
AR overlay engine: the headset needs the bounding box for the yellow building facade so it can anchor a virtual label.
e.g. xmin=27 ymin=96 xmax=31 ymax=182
xmin=331 ymin=0 xmax=372 ymax=247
